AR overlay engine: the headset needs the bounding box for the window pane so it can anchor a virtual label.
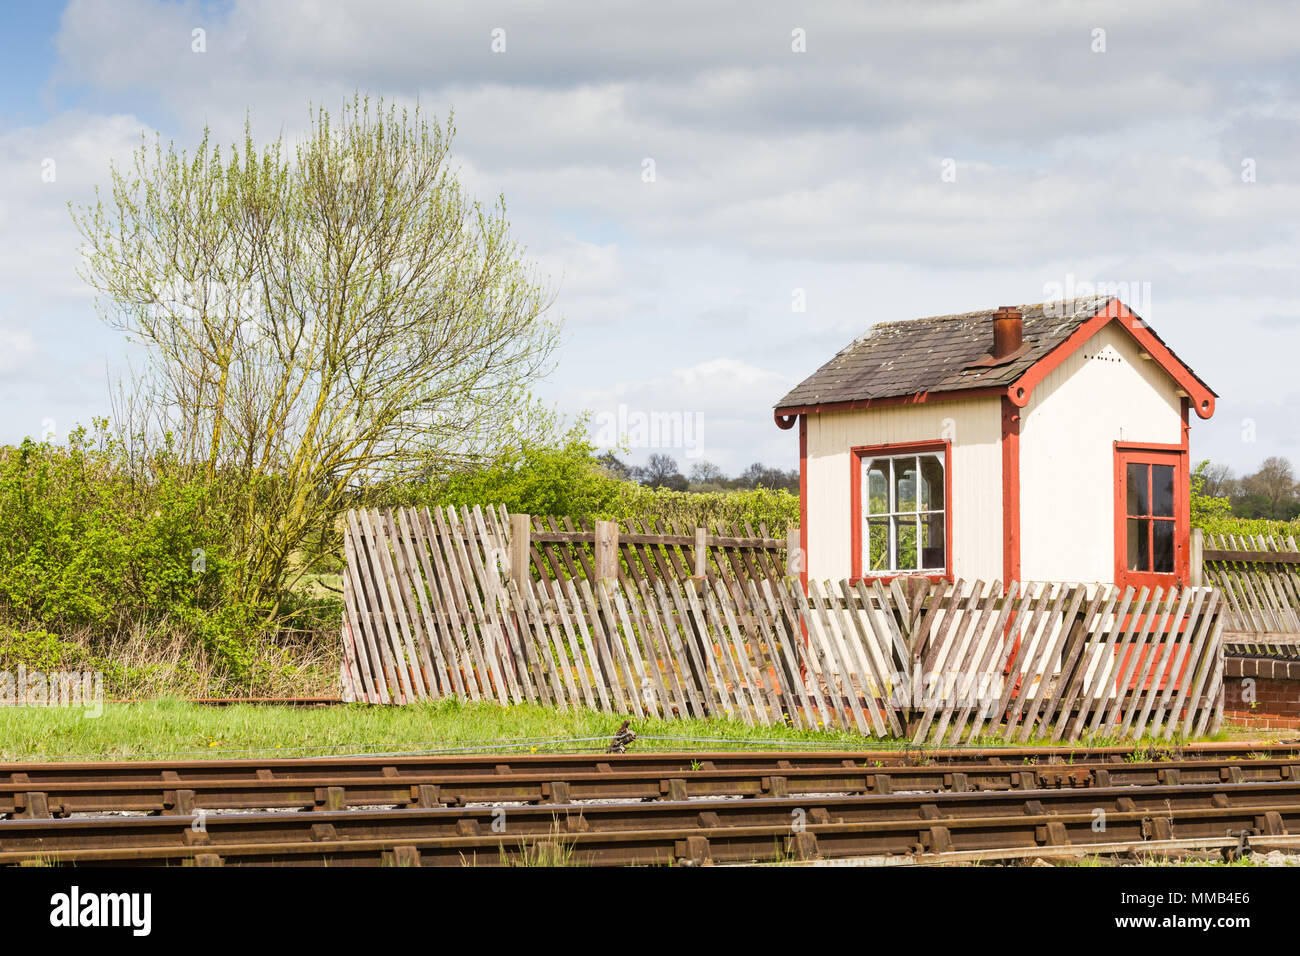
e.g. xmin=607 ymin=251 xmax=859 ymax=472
xmin=1153 ymin=519 xmax=1174 ymax=573
xmin=866 ymin=461 xmax=888 ymax=515
xmin=893 ymin=458 xmax=917 ymax=512
xmin=1126 ymin=517 xmax=1149 ymax=572
xmin=894 ymin=516 xmax=918 ymax=571
xmin=1151 ymin=465 xmax=1174 ymax=517
xmin=919 ymin=454 xmax=944 ymax=512
xmin=867 ymin=518 xmax=889 ymax=571
xmin=920 ymin=512 xmax=945 ymax=570
xmin=1126 ymin=463 xmax=1149 ymax=516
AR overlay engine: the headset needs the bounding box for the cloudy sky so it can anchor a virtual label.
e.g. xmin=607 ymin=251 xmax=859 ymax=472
xmin=1 ymin=0 xmax=1298 ymax=476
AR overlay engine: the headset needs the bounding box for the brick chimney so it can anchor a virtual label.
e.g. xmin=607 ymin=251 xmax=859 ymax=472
xmin=993 ymin=306 xmax=1023 ymax=359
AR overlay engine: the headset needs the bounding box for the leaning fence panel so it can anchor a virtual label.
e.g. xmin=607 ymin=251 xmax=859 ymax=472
xmin=342 ymin=507 xmax=1225 ymax=741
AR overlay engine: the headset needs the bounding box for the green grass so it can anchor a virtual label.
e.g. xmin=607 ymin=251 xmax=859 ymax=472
xmin=0 ymin=697 xmax=891 ymax=762
xmin=0 ymin=697 xmax=1266 ymax=763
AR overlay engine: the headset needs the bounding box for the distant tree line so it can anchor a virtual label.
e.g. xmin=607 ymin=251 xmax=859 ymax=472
xmin=1198 ymin=456 xmax=1300 ymax=521
xmin=596 ymin=453 xmax=799 ymax=494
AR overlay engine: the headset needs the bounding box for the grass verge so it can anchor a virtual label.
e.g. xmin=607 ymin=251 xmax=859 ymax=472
xmin=0 ymin=697 xmax=1262 ymax=762
xmin=0 ymin=697 xmax=875 ymax=761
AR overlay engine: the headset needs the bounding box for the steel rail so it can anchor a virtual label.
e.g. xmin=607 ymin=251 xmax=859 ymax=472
xmin=3 ymin=779 xmax=1299 ymax=866
xmin=2 ymin=742 xmax=1299 ymax=818
xmin=4 ymin=739 xmax=1296 ymax=784
xmin=4 ymin=755 xmax=1300 ymax=818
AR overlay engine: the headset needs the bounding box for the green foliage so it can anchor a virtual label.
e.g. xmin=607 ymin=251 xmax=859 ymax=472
xmin=0 ymin=627 xmax=91 ymax=672
xmin=421 ymin=427 xmax=621 ymax=518
xmin=397 ymin=426 xmax=801 ymax=533
xmin=0 ymin=421 xmax=796 ymax=694
xmin=1192 ymin=459 xmax=1300 ymax=538
xmin=1191 ymin=459 xmax=1234 ymax=529
xmin=604 ymin=483 xmax=799 ymax=534
xmin=0 ymin=422 xmax=272 ymax=676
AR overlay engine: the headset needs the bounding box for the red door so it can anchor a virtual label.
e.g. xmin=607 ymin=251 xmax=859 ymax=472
xmin=1113 ymin=445 xmax=1189 ymax=589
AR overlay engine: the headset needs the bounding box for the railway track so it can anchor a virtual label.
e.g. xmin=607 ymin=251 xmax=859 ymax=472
xmin=3 ymin=742 xmax=1298 ymax=866
xmin=2 ymin=742 xmax=1298 ymax=816
xmin=5 ymin=748 xmax=1300 ymax=817
xmin=2 ymin=779 xmax=1299 ymax=866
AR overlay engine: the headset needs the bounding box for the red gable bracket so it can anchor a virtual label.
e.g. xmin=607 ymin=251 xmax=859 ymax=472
xmin=1003 ymin=298 xmax=1217 ymax=420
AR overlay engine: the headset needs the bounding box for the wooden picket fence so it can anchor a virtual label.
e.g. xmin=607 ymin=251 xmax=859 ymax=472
xmin=341 ymin=505 xmax=1225 ymax=742
xmin=520 ymin=514 xmax=795 ymax=587
xmin=1197 ymin=531 xmax=1300 ymax=654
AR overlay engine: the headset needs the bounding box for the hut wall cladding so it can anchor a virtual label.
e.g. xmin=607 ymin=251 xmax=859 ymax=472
xmin=1019 ymin=323 xmax=1186 ymax=584
xmin=1200 ymin=531 xmax=1300 ymax=654
xmin=341 ymin=506 xmax=1226 ymax=743
xmin=804 ymin=398 xmax=1004 ymax=582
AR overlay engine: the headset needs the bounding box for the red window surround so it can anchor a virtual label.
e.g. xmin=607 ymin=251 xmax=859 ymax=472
xmin=850 ymin=439 xmax=953 ymax=583
xmin=1113 ymin=442 xmax=1190 ymax=589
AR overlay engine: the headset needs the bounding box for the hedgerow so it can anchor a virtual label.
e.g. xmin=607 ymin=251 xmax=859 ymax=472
xmin=0 ymin=424 xmax=267 ymax=677
xmin=393 ymin=431 xmax=799 ymax=533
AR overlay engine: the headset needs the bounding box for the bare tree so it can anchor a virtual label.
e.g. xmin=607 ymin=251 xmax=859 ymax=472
xmin=72 ymin=96 xmax=561 ymax=611
xmin=737 ymin=462 xmax=798 ymax=492
xmin=637 ymin=454 xmax=687 ymax=490
xmin=687 ymin=460 xmax=726 ymax=486
xmin=1235 ymin=456 xmax=1300 ymax=521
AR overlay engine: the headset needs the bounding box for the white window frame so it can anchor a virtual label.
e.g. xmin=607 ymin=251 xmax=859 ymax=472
xmin=862 ymin=452 xmax=946 ymax=574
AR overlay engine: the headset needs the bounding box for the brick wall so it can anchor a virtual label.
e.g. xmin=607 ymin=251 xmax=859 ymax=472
xmin=1224 ymin=657 xmax=1300 ymax=731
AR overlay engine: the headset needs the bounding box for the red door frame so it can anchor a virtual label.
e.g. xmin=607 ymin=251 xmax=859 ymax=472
xmin=1113 ymin=442 xmax=1190 ymax=589
xmin=850 ymin=439 xmax=953 ymax=583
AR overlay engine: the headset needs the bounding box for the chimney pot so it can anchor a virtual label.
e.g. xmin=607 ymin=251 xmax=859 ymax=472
xmin=993 ymin=306 xmax=1023 ymax=359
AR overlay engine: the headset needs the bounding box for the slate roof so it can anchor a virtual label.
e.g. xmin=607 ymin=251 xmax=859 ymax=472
xmin=775 ymin=296 xmax=1201 ymax=411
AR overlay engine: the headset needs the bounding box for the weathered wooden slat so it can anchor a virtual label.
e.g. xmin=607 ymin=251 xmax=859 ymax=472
xmin=1178 ymin=591 xmax=1222 ymax=738
xmin=630 ymin=577 xmax=687 ymax=718
xmin=667 ymin=576 xmax=735 ymax=719
xmin=1150 ymin=587 xmax=1210 ymax=737
xmin=1081 ymin=585 xmax=1137 ymax=736
xmin=342 ymin=516 xmax=387 ymax=703
xmin=1047 ymin=587 xmax=1114 ymax=742
xmin=587 ymin=578 xmax=644 ymax=718
xmin=1129 ymin=588 xmax=1195 ymax=740
xmin=716 ymin=578 xmax=783 ymax=724
xmin=415 ymin=507 xmax=478 ymax=701
xmin=1004 ymin=584 xmax=1071 ymax=742
xmin=609 ymin=581 xmax=664 ymax=719
xmin=1097 ymin=586 xmax=1154 ymax=735
xmin=915 ymin=581 xmax=987 ymax=743
xmin=1017 ymin=585 xmax=1088 ymax=742
xmin=431 ymin=506 xmax=505 ymax=704
xmin=382 ymin=509 xmax=436 ymax=699
xmin=355 ymin=508 xmax=412 ymax=703
xmin=405 ymin=508 xmax=468 ymax=699
xmin=945 ymin=580 xmax=1020 ymax=745
xmin=698 ymin=581 xmax=757 ymax=726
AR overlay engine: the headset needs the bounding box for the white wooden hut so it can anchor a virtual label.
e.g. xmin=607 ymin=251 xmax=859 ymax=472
xmin=774 ymin=297 xmax=1217 ymax=588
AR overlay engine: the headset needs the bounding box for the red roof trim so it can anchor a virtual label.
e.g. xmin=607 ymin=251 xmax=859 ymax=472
xmin=1004 ymin=299 xmax=1217 ymax=419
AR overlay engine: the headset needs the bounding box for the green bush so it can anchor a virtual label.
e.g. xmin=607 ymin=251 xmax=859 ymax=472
xmin=604 ymin=483 xmax=798 ymax=534
xmin=0 ymin=423 xmax=260 ymax=673
xmin=422 ymin=430 xmax=622 ymax=518
xmin=0 ymin=626 xmax=91 ymax=672
xmin=1191 ymin=459 xmax=1300 ymax=539
xmin=395 ymin=429 xmax=800 ymax=534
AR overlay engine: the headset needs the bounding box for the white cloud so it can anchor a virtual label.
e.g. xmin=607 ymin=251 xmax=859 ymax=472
xmin=0 ymin=327 xmax=36 ymax=374
xmin=568 ymin=358 xmax=797 ymax=473
xmin=1 ymin=0 xmax=1296 ymax=469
